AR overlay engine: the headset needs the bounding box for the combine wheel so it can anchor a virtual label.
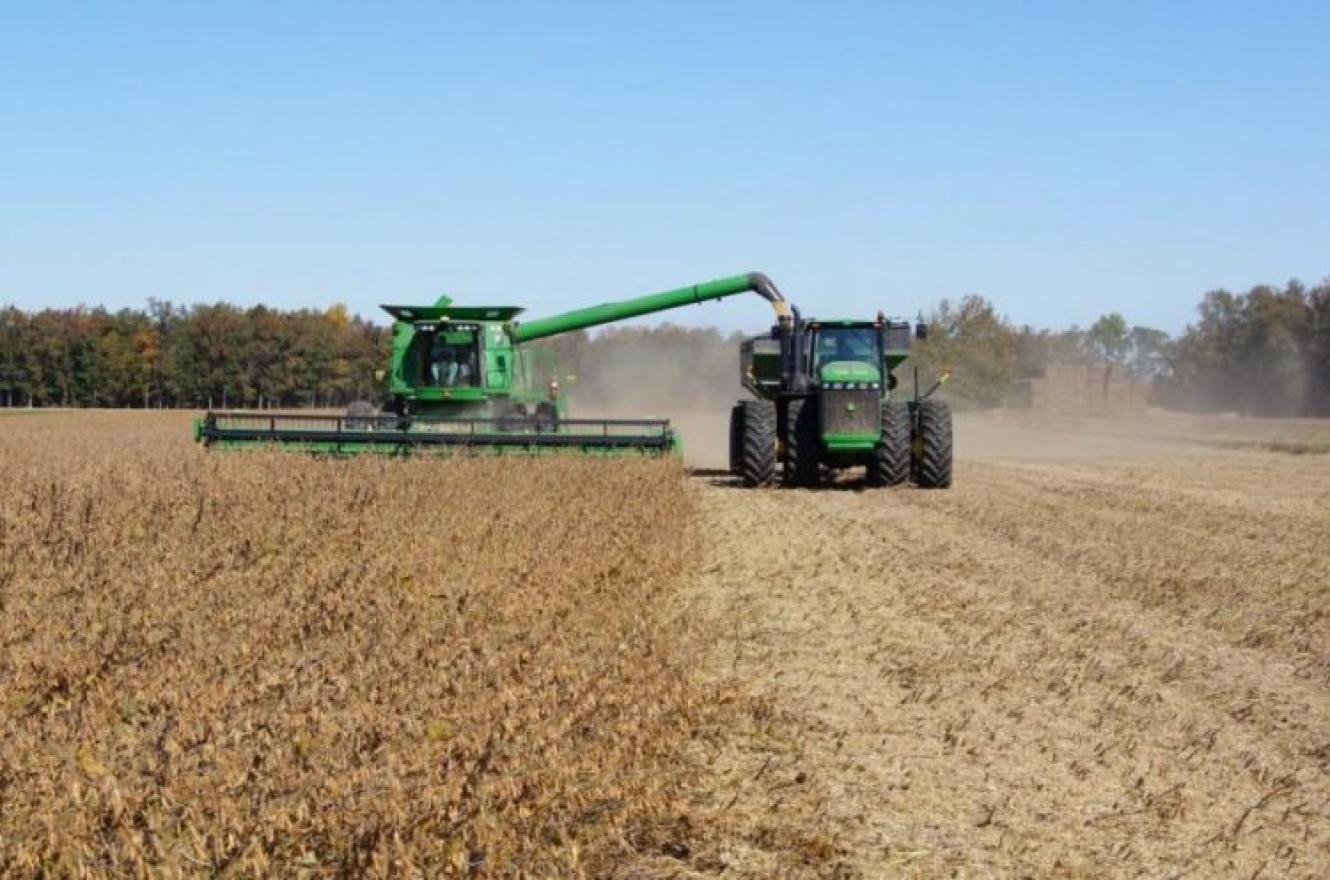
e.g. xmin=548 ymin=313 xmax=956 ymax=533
xmin=912 ymin=399 xmax=953 ymax=488
xmin=345 ymin=399 xmax=377 ymax=429
xmin=735 ymin=400 xmax=776 ymax=487
xmin=533 ymin=402 xmax=559 ymax=433
xmin=868 ymin=401 xmax=910 ymax=486
xmin=783 ymin=397 xmax=821 ymax=487
xmin=497 ymin=403 xmax=530 ymax=433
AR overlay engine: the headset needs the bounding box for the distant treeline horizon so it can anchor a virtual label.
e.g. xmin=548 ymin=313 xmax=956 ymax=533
xmin=3 ymin=276 xmax=1328 ymax=416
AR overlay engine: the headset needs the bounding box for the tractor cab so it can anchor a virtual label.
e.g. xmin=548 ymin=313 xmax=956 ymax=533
xmin=812 ymin=324 xmax=880 ymax=370
xmin=808 ymin=318 xmax=914 ymax=389
xmin=809 ymin=323 xmax=884 ymax=390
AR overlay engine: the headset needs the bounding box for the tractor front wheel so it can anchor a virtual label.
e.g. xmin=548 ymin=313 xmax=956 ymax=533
xmin=783 ymin=397 xmax=821 ymax=487
xmin=734 ymin=400 xmax=776 ymax=487
xmin=868 ymin=401 xmax=910 ymax=486
xmin=912 ymin=399 xmax=953 ymax=488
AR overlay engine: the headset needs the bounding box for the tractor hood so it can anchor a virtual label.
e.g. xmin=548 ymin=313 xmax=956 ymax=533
xmin=819 ymin=361 xmax=882 ymax=386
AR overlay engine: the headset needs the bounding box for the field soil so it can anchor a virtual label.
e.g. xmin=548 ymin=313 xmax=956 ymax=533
xmin=2 ymin=409 xmax=1327 ymax=877
xmin=686 ymin=413 xmax=1330 ymax=877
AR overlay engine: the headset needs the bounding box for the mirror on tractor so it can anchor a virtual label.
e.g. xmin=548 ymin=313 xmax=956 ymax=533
xmin=915 ymin=322 xmax=929 ymax=340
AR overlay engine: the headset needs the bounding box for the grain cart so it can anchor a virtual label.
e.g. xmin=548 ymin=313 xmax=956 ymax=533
xmin=195 ymin=273 xmax=792 ymax=456
xmin=729 ymin=311 xmax=952 ymax=487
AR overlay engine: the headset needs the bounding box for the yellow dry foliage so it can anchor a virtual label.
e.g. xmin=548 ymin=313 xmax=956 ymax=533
xmin=0 ymin=413 xmax=778 ymax=878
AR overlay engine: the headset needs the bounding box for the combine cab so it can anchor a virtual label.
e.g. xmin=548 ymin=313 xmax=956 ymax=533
xmin=195 ymin=273 xmax=792 ymax=457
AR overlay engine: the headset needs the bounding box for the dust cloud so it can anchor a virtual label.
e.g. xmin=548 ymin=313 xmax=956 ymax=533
xmin=561 ymin=333 xmax=741 ymax=468
xmin=559 ymin=329 xmax=1330 ymax=468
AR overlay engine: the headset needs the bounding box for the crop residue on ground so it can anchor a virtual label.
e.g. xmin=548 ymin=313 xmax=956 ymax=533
xmin=0 ymin=413 xmax=840 ymax=878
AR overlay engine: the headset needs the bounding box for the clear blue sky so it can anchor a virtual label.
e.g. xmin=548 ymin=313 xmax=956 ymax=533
xmin=2 ymin=1 xmax=1327 ymax=335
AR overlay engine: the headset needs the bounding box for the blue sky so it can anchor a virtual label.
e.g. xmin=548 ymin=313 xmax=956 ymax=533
xmin=2 ymin=1 xmax=1327 ymax=334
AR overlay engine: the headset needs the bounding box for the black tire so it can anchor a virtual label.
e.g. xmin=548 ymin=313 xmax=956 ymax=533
xmin=392 ymin=401 xmax=412 ymax=431
xmin=736 ymin=400 xmax=776 ymax=487
xmin=533 ymin=402 xmax=558 ymax=433
xmin=345 ymin=399 xmax=377 ymax=429
xmin=728 ymin=403 xmax=744 ymax=474
xmin=783 ymin=397 xmax=821 ymax=487
xmin=912 ymin=399 xmax=953 ymax=489
xmin=868 ymin=401 xmax=910 ymax=486
xmin=497 ymin=403 xmax=529 ymax=433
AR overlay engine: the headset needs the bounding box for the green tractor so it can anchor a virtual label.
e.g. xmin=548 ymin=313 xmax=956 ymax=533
xmin=729 ymin=310 xmax=952 ymax=488
xmin=195 ymin=273 xmax=793 ymax=456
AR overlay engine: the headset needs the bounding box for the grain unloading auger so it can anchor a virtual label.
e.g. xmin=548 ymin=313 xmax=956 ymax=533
xmin=194 ymin=273 xmax=793 ymax=456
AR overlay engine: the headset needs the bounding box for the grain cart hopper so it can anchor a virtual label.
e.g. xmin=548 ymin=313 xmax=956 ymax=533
xmin=729 ymin=310 xmax=952 ymax=487
xmin=195 ymin=273 xmax=792 ymax=456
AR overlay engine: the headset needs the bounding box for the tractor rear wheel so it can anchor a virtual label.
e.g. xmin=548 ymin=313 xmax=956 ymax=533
xmin=783 ymin=397 xmax=821 ymax=487
xmin=868 ymin=401 xmax=910 ymax=486
xmin=735 ymin=400 xmax=776 ymax=487
xmin=728 ymin=403 xmax=744 ymax=474
xmin=912 ymin=399 xmax=953 ymax=488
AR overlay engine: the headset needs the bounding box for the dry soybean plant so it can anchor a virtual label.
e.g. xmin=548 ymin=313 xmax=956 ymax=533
xmin=0 ymin=413 xmax=808 ymax=878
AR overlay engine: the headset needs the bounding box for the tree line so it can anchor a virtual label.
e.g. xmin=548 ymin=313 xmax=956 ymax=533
xmin=0 ymin=302 xmax=388 ymax=409
xmin=909 ymin=277 xmax=1330 ymax=415
xmin=2 ymin=275 xmax=1328 ymax=416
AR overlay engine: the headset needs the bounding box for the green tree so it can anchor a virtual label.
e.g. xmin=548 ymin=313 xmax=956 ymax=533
xmin=1087 ymin=313 xmax=1131 ymax=365
xmin=913 ymin=295 xmax=1018 ymax=406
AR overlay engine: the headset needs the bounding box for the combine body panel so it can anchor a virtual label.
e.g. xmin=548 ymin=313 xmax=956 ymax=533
xmin=196 ymin=273 xmax=790 ymax=457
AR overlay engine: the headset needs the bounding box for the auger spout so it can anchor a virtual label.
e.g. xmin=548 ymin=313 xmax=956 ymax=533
xmin=511 ymin=272 xmax=792 ymax=343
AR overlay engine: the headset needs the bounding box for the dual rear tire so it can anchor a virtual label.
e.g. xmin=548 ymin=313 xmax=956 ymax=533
xmin=729 ymin=396 xmax=952 ymax=490
xmin=868 ymin=402 xmax=911 ymax=486
xmin=729 ymin=400 xmax=776 ymax=486
xmin=911 ymin=399 xmax=953 ymax=488
xmin=868 ymin=398 xmax=952 ymax=488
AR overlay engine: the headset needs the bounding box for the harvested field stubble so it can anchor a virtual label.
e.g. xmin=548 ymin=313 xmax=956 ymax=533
xmin=0 ymin=413 xmax=834 ymax=877
xmin=692 ymin=443 xmax=1330 ymax=878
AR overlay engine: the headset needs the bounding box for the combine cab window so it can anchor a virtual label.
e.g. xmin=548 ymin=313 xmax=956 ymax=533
xmin=812 ymin=327 xmax=880 ymax=369
xmin=426 ymin=330 xmax=481 ymax=387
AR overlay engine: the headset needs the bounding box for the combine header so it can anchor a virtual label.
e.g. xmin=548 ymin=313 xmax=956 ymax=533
xmin=194 ymin=273 xmax=792 ymax=456
xmin=194 ymin=412 xmax=677 ymax=455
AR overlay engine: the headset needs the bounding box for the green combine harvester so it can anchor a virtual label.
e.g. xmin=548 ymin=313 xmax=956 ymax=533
xmin=194 ymin=273 xmax=793 ymax=456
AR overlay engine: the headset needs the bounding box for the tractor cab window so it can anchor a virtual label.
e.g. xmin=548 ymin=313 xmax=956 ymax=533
xmin=812 ymin=327 xmax=880 ymax=370
xmin=426 ymin=330 xmax=480 ymax=387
